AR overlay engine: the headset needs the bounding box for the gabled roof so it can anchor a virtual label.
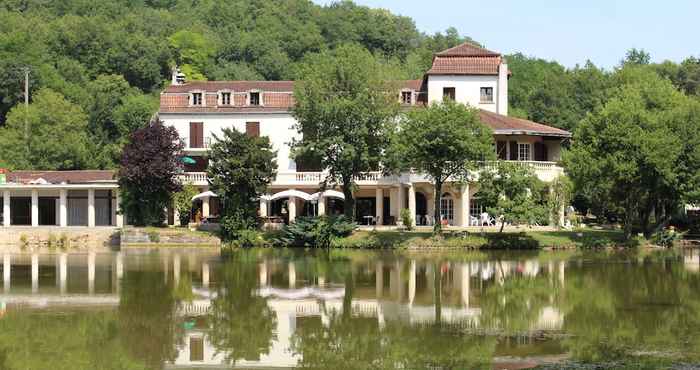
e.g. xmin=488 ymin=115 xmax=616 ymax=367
xmin=427 ymin=42 xmax=504 ymax=76
xmin=435 ymin=42 xmax=501 ymax=57
xmin=478 ymin=110 xmax=571 ymax=137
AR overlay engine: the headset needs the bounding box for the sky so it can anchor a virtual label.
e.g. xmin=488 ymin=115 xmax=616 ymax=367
xmin=312 ymin=0 xmax=700 ymax=69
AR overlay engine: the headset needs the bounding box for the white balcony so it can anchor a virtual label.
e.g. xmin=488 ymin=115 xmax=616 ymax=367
xmin=178 ymin=161 xmax=564 ymax=188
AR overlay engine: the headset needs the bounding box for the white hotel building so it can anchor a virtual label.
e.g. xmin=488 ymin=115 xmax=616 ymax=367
xmin=161 ymin=42 xmax=571 ymax=227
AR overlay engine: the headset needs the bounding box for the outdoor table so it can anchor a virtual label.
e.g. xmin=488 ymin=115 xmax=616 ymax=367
xmin=362 ymin=215 xmax=374 ymax=225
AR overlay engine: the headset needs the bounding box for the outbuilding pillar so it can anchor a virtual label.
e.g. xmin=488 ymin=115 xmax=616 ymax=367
xmin=407 ymin=185 xmax=416 ymax=228
xmin=31 ymin=189 xmax=38 ymax=227
xmin=459 ymin=183 xmax=470 ymax=227
xmin=59 ymin=189 xmax=68 ymax=227
xmin=2 ymin=191 xmax=10 ymax=227
xmin=87 ymin=189 xmax=95 ymax=227
xmin=375 ymin=188 xmax=383 ymax=225
xmin=288 ymin=196 xmax=297 ymax=223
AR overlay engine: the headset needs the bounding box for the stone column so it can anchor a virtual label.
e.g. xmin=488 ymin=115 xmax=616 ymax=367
xmin=375 ymin=188 xmax=383 ymax=225
xmin=397 ymin=185 xmax=405 ymax=211
xmin=32 ymin=253 xmax=39 ymax=294
xmin=202 ymin=196 xmax=210 ymax=218
xmin=88 ymin=189 xmax=95 ymax=227
xmin=2 ymin=191 xmax=10 ymax=227
xmin=59 ymin=189 xmax=68 ymax=227
xmin=115 ymin=190 xmax=124 ymax=227
xmin=407 ymin=185 xmax=416 ymax=228
xmin=31 ymin=189 xmax=39 ymax=227
xmin=317 ymin=196 xmax=326 ymax=216
xmin=259 ymin=199 xmax=268 ymax=218
xmin=3 ymin=254 xmax=10 ymax=293
xmin=459 ymin=183 xmax=470 ymax=227
xmin=288 ymin=196 xmax=297 ymax=223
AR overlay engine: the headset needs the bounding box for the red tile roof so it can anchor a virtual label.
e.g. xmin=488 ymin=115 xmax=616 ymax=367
xmin=435 ymin=42 xmax=501 ymax=57
xmin=479 ymin=110 xmax=571 ymax=137
xmin=6 ymin=170 xmax=117 ymax=184
xmin=163 ymin=81 xmax=294 ymax=93
xmin=428 ymin=56 xmax=502 ymax=75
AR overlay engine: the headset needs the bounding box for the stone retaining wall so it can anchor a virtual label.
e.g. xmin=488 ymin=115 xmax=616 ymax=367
xmin=0 ymin=227 xmax=118 ymax=251
xmin=121 ymin=227 xmax=220 ymax=247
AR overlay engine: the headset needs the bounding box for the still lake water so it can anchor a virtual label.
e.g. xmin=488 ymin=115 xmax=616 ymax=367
xmin=1 ymin=248 xmax=700 ymax=370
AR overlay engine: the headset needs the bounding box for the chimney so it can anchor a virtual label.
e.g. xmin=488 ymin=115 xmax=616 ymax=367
xmin=497 ymin=58 xmax=508 ymax=116
xmin=171 ymin=66 xmax=186 ymax=85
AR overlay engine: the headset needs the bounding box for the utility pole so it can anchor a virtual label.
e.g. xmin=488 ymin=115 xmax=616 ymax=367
xmin=22 ymin=67 xmax=30 ymax=157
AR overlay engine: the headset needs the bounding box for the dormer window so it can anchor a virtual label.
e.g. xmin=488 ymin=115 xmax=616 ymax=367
xmin=190 ymin=92 xmax=203 ymax=106
xmin=401 ymin=90 xmax=413 ymax=105
xmin=249 ymin=91 xmax=260 ymax=106
xmin=219 ymin=91 xmax=231 ymax=106
xmin=480 ymin=87 xmax=494 ymax=103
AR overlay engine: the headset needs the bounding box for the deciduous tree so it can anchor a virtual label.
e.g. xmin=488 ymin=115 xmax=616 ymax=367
xmin=207 ymin=128 xmax=277 ymax=240
xmin=118 ymin=119 xmax=183 ymax=226
xmin=389 ymin=101 xmax=494 ymax=233
xmin=292 ymin=44 xmax=399 ymax=221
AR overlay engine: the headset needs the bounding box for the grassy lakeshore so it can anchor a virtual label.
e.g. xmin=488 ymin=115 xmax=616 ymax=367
xmin=328 ymin=229 xmax=630 ymax=249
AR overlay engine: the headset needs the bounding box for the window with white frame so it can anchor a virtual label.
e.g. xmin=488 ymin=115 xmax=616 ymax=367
xmin=518 ymin=143 xmax=531 ymax=161
xmin=401 ymin=90 xmax=412 ymax=105
xmin=249 ymin=91 xmax=260 ymax=106
xmin=190 ymin=92 xmax=203 ymax=106
xmin=219 ymin=91 xmax=231 ymax=105
xmin=470 ymin=199 xmax=484 ymax=218
xmin=440 ymin=193 xmax=454 ymax=224
xmin=480 ymin=87 xmax=494 ymax=103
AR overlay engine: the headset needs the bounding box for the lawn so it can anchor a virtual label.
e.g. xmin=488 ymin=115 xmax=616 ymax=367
xmin=331 ymin=229 xmax=630 ymax=249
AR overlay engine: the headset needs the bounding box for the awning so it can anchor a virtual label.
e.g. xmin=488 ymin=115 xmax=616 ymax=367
xmin=269 ymin=189 xmax=313 ymax=201
xmin=310 ymin=190 xmax=345 ymax=200
xmin=192 ymin=191 xmax=217 ymax=201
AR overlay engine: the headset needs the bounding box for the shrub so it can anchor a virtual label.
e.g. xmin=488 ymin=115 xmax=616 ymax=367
xmin=219 ymin=212 xmax=258 ymax=242
xmin=276 ymin=216 xmax=356 ymax=248
xmin=147 ymin=230 xmax=160 ymax=243
xmin=400 ymin=208 xmax=413 ymax=231
xmin=228 ymin=229 xmax=266 ymax=248
xmin=580 ymin=236 xmax=614 ymax=249
xmin=651 ymin=227 xmax=682 ymax=248
xmin=485 ymin=233 xmax=540 ymax=249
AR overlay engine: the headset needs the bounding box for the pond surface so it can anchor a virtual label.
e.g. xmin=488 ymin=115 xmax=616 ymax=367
xmin=0 ymin=248 xmax=700 ymax=369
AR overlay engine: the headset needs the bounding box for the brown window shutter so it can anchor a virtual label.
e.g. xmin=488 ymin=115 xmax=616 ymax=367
xmin=509 ymin=141 xmax=518 ymax=160
xmin=534 ymin=142 xmax=548 ymax=161
xmin=246 ymin=122 xmax=260 ymax=137
xmin=189 ymin=122 xmax=203 ymax=148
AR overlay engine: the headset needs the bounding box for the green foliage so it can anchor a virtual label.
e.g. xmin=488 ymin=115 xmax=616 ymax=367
xmin=276 ymin=216 xmax=356 ymax=248
xmin=172 ymin=183 xmax=198 ymax=226
xmin=651 ymin=228 xmax=682 ymax=248
xmin=208 ymin=127 xmax=277 ymax=241
xmin=0 ymin=0 xmax=468 ymax=169
xmin=146 ymin=230 xmax=160 ymax=243
xmin=219 ymin=211 xmax=263 ymax=245
xmin=564 ymin=66 xmax=700 ymax=239
xmin=0 ymin=88 xmax=91 ymax=170
xmin=291 ymin=44 xmax=400 ymax=220
xmin=400 ymin=208 xmax=414 ymax=231
xmin=477 ymin=161 xmax=548 ymax=231
xmin=118 ymin=120 xmax=183 ymax=226
xmin=389 ymin=100 xmax=494 ymax=233
xmin=548 ymin=176 xmax=573 ymax=228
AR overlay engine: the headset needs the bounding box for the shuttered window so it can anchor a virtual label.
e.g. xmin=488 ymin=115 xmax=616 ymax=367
xmin=246 ymin=122 xmax=260 ymax=137
xmin=189 ymin=122 xmax=203 ymax=148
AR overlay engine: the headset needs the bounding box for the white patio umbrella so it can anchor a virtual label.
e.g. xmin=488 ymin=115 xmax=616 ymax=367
xmin=269 ymin=189 xmax=313 ymax=201
xmin=310 ymin=189 xmax=346 ymax=200
xmin=191 ymin=191 xmax=218 ymax=201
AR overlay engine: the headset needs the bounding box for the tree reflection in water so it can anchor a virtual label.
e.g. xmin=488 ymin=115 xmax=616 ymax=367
xmin=207 ymin=249 xmax=277 ymax=364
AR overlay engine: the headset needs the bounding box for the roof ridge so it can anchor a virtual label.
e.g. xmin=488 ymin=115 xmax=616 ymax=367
xmin=435 ymin=41 xmax=500 ymax=57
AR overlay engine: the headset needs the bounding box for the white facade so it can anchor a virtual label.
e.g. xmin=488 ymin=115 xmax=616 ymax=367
xmin=426 ymin=74 xmax=504 ymax=114
xmin=161 ymin=112 xmax=300 ymax=172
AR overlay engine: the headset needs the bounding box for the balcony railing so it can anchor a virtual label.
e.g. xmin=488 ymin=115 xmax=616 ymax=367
xmin=178 ymin=172 xmax=208 ymax=185
xmin=178 ymin=161 xmax=563 ymax=187
xmin=182 ymin=137 xmax=212 ymax=150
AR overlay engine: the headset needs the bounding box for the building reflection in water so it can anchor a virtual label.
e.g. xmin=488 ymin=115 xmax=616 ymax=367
xmin=2 ymin=249 xmax=699 ymax=368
